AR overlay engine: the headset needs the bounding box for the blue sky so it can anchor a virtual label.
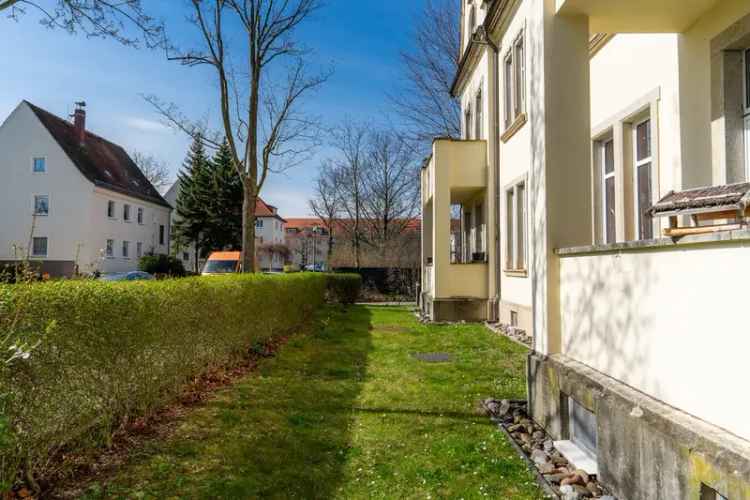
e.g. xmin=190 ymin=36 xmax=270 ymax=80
xmin=0 ymin=1 xmax=420 ymax=216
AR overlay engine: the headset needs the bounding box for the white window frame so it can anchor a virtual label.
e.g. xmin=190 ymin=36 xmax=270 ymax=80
xmin=33 ymin=194 xmax=50 ymax=216
xmin=513 ymin=30 xmax=526 ymax=118
xmin=464 ymin=104 xmax=473 ymax=140
xmin=744 ymin=49 xmax=750 ymax=180
xmin=505 ymin=177 xmax=527 ymax=273
xmin=475 ymin=86 xmax=484 ymax=140
xmin=503 ymin=50 xmax=513 ymax=128
xmin=31 ymin=237 xmax=48 ymax=257
xmin=32 ymin=157 xmax=47 ymax=174
xmin=256 ymin=218 xmax=264 ymax=229
xmin=137 ymin=207 xmax=144 ymax=225
xmin=634 ymin=117 xmax=654 ymax=240
xmin=107 ymin=200 xmax=116 ymax=219
xmin=122 ymin=240 xmax=130 ymax=259
xmin=600 ymin=138 xmax=616 ymax=244
xmin=106 ymin=239 xmax=115 ymax=258
xmin=123 ymin=204 xmax=132 ymax=222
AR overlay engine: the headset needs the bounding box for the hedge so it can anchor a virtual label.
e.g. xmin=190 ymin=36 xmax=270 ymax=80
xmin=0 ymin=273 xmax=327 ymax=489
xmin=326 ymin=273 xmax=362 ymax=305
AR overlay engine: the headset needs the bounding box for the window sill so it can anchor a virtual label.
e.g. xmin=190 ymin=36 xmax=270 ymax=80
xmin=504 ymin=269 xmax=528 ymax=278
xmin=501 ymin=113 xmax=527 ymax=143
xmin=33 ymin=213 xmax=49 ymax=217
xmin=554 ymin=440 xmax=598 ymax=476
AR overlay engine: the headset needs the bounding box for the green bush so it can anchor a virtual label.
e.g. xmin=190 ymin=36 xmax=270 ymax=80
xmin=326 ymin=273 xmax=362 ymax=305
xmin=138 ymin=254 xmax=187 ymax=277
xmin=0 ymin=273 xmax=327 ymax=489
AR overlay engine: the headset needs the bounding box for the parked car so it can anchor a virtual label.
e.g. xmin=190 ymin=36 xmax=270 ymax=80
xmin=304 ymin=263 xmax=326 ymax=272
xmin=99 ymin=271 xmax=155 ymax=282
xmin=202 ymin=251 xmax=242 ymax=275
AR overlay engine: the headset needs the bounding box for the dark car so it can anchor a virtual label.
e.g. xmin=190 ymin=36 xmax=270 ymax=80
xmin=99 ymin=271 xmax=155 ymax=282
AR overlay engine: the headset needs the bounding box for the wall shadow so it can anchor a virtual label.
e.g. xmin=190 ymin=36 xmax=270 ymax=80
xmin=95 ymin=305 xmax=374 ymax=500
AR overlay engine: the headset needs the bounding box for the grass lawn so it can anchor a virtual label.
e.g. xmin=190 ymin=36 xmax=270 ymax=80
xmin=82 ymin=306 xmax=544 ymax=499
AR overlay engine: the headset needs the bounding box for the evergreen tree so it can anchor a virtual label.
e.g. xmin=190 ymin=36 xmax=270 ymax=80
xmin=204 ymin=140 xmax=243 ymax=252
xmin=173 ymin=134 xmax=212 ymax=272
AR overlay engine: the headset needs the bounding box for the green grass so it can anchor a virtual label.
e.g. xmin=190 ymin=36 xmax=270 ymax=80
xmin=82 ymin=306 xmax=544 ymax=499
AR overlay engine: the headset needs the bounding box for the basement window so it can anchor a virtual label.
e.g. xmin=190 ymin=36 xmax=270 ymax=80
xmin=554 ymin=395 xmax=598 ymax=475
xmin=701 ymin=484 xmax=728 ymax=500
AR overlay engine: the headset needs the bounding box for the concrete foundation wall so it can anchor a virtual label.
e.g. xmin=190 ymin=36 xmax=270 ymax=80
xmin=498 ymin=300 xmax=533 ymax=333
xmin=422 ymin=295 xmax=488 ymax=322
xmin=528 ymin=352 xmax=750 ymax=500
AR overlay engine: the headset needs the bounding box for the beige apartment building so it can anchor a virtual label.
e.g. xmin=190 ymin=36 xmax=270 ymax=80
xmin=420 ymin=0 xmax=750 ymax=498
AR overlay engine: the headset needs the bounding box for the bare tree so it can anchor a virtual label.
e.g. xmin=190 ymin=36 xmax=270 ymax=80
xmin=132 ymin=150 xmax=171 ymax=192
xmin=0 ymin=0 xmax=166 ymax=47
xmin=309 ymin=161 xmax=341 ymax=266
xmin=329 ymin=120 xmax=369 ymax=269
xmin=389 ymin=0 xmax=460 ymax=144
xmin=146 ymin=0 xmax=329 ymax=272
xmin=361 ymin=130 xmax=420 ymax=258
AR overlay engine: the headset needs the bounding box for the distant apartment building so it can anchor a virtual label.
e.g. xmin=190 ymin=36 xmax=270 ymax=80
xmin=421 ymin=1 xmax=750 ymax=498
xmin=285 ymin=218 xmax=330 ymax=270
xmin=0 ymin=101 xmax=172 ymax=276
xmin=165 ymin=179 xmax=287 ymax=272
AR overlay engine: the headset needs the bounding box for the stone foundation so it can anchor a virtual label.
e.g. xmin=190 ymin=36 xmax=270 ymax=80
xmin=420 ymin=294 xmax=488 ymax=322
xmin=527 ymin=352 xmax=750 ymax=500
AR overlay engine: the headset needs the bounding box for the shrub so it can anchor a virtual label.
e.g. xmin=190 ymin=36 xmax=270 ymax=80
xmin=0 ymin=273 xmax=327 ymax=489
xmin=138 ymin=254 xmax=186 ymax=277
xmin=326 ymin=273 xmax=362 ymax=305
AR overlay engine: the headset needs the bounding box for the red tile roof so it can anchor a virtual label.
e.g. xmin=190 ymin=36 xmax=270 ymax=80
xmin=285 ymin=217 xmax=421 ymax=232
xmin=25 ymin=101 xmax=171 ymax=209
xmin=255 ymin=198 xmax=286 ymax=222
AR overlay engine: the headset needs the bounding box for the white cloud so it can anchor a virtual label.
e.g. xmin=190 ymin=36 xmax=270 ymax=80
xmin=124 ymin=117 xmax=170 ymax=133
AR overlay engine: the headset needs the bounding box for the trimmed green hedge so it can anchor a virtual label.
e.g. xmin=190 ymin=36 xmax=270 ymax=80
xmin=0 ymin=273 xmax=327 ymax=489
xmin=326 ymin=273 xmax=362 ymax=305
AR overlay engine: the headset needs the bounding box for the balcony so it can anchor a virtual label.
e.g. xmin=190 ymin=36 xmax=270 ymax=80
xmin=420 ymin=139 xmax=489 ymax=321
xmin=555 ymin=0 xmax=720 ymax=32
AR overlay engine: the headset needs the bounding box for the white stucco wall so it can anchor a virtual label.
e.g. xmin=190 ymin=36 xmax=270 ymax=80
xmin=91 ymin=188 xmax=171 ymax=274
xmin=0 ymin=103 xmax=94 ymax=266
xmin=0 ymin=102 xmax=171 ymax=275
xmin=559 ymin=240 xmax=750 ymax=442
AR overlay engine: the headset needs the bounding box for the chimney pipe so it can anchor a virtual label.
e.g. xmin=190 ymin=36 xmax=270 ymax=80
xmin=73 ymin=101 xmax=86 ymax=146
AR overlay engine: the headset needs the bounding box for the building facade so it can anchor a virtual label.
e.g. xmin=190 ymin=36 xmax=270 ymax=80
xmin=0 ymin=101 xmax=172 ymax=276
xmin=421 ymin=1 xmax=750 ymax=498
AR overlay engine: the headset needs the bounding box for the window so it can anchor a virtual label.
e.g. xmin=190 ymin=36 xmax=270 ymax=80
xmin=183 ymin=252 xmax=190 ymax=261
xmin=744 ymin=48 xmax=750 ymax=113
xmin=475 ymin=87 xmax=483 ymax=140
xmin=137 ymin=207 xmax=144 ymax=225
xmin=635 ymin=119 xmax=654 ymax=240
xmin=464 ymin=105 xmax=473 ymax=140
xmin=601 ymin=139 xmax=616 ymax=244
xmin=744 ymin=49 xmax=750 ymax=180
xmin=504 ymin=52 xmax=513 ymax=127
xmin=106 ymin=239 xmax=114 ymax=257
xmin=567 ymin=396 xmax=597 ymax=456
xmin=701 ymin=484 xmax=728 ymax=500
xmin=474 ymin=201 xmax=485 ymax=257
xmin=503 ymin=30 xmax=526 ymax=130
xmin=34 ymin=195 xmax=49 ymax=216
xmin=505 ymin=180 xmax=527 ymax=272
xmin=32 ymin=237 xmax=47 ymax=257
xmin=513 ymin=33 xmax=526 ymax=117
xmin=137 ymin=242 xmax=143 ymax=258
xmin=256 ymin=219 xmax=264 ymax=229
xmin=107 ymin=201 xmax=116 ymax=219
xmin=32 ymin=157 xmax=46 ymax=173
xmin=159 ymin=225 xmax=165 ymax=246
xmin=123 ymin=204 xmax=131 ymax=222
xmin=122 ymin=241 xmax=130 ymax=259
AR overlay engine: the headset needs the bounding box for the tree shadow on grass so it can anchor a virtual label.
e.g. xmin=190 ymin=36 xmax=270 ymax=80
xmin=94 ymin=305 xmax=373 ymax=500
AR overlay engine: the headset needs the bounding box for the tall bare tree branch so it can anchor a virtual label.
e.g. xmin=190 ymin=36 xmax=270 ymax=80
xmin=1 ymin=0 xmax=167 ymax=48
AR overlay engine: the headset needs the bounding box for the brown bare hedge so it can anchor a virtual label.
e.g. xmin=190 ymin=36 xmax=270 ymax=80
xmin=0 ymin=273 xmax=327 ymax=490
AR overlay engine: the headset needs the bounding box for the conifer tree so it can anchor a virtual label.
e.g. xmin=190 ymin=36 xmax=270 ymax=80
xmin=204 ymin=140 xmax=243 ymax=252
xmin=173 ymin=134 xmax=211 ymax=273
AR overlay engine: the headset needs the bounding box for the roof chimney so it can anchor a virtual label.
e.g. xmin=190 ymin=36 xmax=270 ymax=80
xmin=73 ymin=101 xmax=86 ymax=146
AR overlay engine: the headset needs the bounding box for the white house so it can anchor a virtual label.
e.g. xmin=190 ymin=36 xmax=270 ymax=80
xmin=422 ymin=1 xmax=750 ymax=498
xmin=0 ymin=101 xmax=172 ymax=276
xmin=166 ymin=178 xmax=287 ymax=273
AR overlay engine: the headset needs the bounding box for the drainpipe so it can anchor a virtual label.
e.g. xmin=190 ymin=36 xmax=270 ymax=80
xmin=472 ymin=26 xmax=501 ymax=322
